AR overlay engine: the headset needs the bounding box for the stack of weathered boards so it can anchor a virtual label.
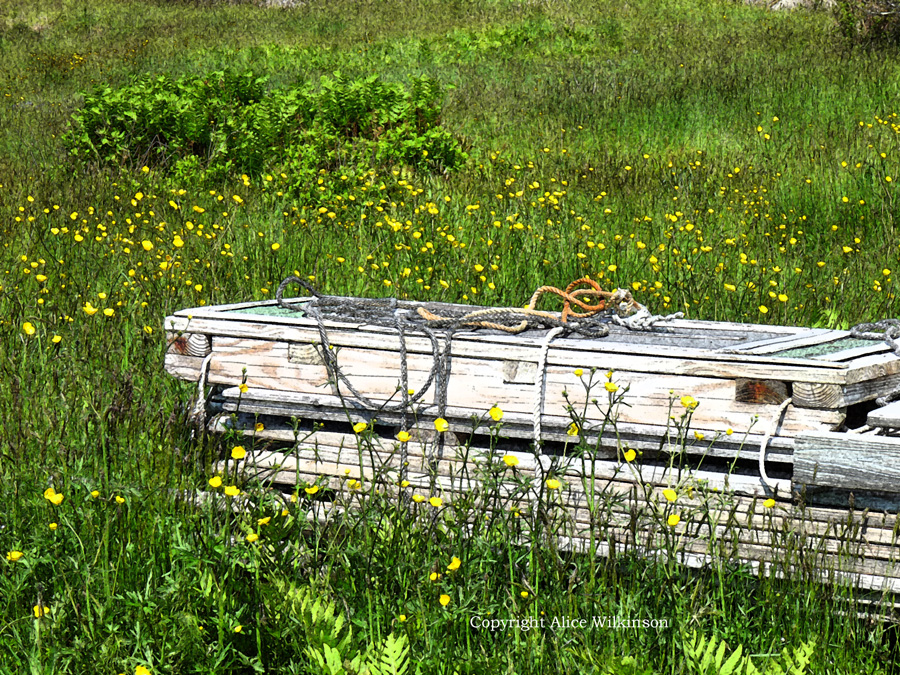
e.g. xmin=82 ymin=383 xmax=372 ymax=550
xmin=165 ymin=297 xmax=900 ymax=596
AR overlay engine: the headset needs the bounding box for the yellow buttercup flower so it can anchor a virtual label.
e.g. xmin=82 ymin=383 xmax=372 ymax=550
xmin=503 ymin=454 xmax=519 ymax=467
xmin=434 ymin=418 xmax=449 ymax=432
xmin=43 ymin=487 xmax=63 ymax=506
xmin=546 ymin=478 xmax=561 ymax=490
xmin=489 ymin=406 xmax=503 ymax=421
xmin=136 ymin=666 xmax=151 ymax=675
xmin=83 ymin=302 xmax=99 ymax=316
xmin=623 ymin=449 xmax=636 ymax=462
xmin=679 ymin=395 xmax=698 ymax=410
xmin=208 ymin=476 xmax=222 ymax=488
xmin=231 ymin=445 xmax=246 ymax=460
xmin=412 ymin=494 xmax=425 ymax=503
xmin=662 ymin=489 xmax=677 ymax=503
xmin=353 ymin=422 xmax=368 ymax=434
xmin=604 ymin=382 xmax=619 ymax=393
xmin=224 ymin=485 xmax=240 ymax=497
xmin=396 ymin=430 xmax=411 ymax=442
xmin=667 ymin=514 xmax=681 ymax=527
xmin=566 ymin=423 xmax=579 ymax=437
xmin=429 ymin=496 xmax=443 ymax=508
xmin=6 ymin=551 xmax=23 ymax=562
xmin=238 ymin=383 xmax=249 ymax=394
xmin=23 ymin=322 xmax=36 ymax=335
xmin=115 ymin=496 xmax=125 ymax=504
xmin=447 ymin=556 xmax=461 ymax=571
xmin=439 ymin=594 xmax=450 ymax=607
xmin=573 ymin=368 xmax=583 ymax=377
xmin=305 ymin=485 xmax=320 ymax=496
xmin=246 ymin=533 xmax=259 ymax=543
xmin=763 ymin=498 xmax=776 ymax=509
xmin=33 ymin=604 xmax=49 ymax=618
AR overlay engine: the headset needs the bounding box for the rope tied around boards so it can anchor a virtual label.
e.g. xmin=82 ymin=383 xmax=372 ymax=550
xmin=851 ymin=319 xmax=900 ymax=356
xmin=850 ymin=319 xmax=900 ymax=408
xmin=275 ymin=275 xmax=682 ymax=464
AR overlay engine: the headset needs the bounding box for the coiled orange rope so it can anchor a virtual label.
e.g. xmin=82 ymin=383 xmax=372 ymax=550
xmin=416 ymin=277 xmax=644 ymax=333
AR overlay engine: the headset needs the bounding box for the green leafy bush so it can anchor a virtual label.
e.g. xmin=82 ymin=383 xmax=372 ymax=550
xmin=63 ymin=69 xmax=468 ymax=189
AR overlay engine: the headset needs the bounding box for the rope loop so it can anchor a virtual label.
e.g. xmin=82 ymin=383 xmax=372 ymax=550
xmin=851 ymin=318 xmax=900 ymax=355
xmin=271 ymin=275 xmax=681 ymax=441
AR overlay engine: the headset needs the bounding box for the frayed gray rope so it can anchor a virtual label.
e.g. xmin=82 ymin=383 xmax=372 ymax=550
xmin=851 ymin=318 xmax=900 ymax=356
xmin=190 ymin=352 xmax=214 ymax=424
xmin=534 ymin=326 xmax=564 ymax=450
xmin=850 ymin=319 xmax=900 ymax=409
xmin=759 ymin=397 xmax=791 ymax=494
xmin=395 ymin=308 xmax=410 ymax=481
xmin=278 ymin=277 xmax=447 ymax=412
xmin=612 ymin=306 xmax=685 ymax=330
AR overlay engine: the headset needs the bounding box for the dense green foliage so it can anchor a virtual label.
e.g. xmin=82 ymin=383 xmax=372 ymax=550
xmin=2 ymin=0 xmax=900 ymax=672
xmin=64 ymin=69 xmax=466 ymax=191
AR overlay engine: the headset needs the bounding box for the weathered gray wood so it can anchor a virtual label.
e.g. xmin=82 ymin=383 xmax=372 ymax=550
xmin=728 ymin=329 xmax=842 ymax=355
xmin=164 ymin=353 xmax=204 ymax=380
xmin=202 ymin=335 xmax=846 ymax=432
xmin=166 ymin=314 xmax=855 ymax=381
xmin=215 ymin=385 xmax=801 ymax=461
xmin=868 ymin=401 xmax=900 ymax=428
xmin=794 ymin=432 xmax=900 ymax=493
xmin=815 ymin=343 xmax=890 ymax=362
xmin=794 ymin=371 xmax=900 ymax=409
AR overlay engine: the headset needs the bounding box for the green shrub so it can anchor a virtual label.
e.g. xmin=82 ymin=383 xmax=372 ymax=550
xmin=63 ymin=69 xmax=468 ymax=191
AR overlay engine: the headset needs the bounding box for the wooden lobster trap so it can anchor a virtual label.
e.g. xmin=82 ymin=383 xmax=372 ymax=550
xmin=164 ymin=287 xmax=900 ymax=596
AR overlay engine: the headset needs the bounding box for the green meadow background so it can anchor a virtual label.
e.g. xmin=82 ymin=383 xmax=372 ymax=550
xmin=1 ymin=0 xmax=900 ymax=672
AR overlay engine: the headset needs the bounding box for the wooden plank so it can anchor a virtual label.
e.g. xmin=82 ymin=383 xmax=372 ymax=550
xmin=216 ymin=385 xmax=808 ymax=460
xmin=794 ymin=371 xmax=900 ymax=409
xmin=218 ymin=412 xmax=900 ymax=528
xmin=794 ymin=432 xmax=900 ymax=493
xmin=211 ymin=418 xmax=900 ymax=588
xmin=868 ymin=401 xmax=900 ymax=428
xmin=728 ymin=329 xmax=843 ymax=355
xmin=227 ymin=439 xmax=900 ymax=572
xmin=212 ymin=406 xmax=792 ymax=498
xmin=816 ymin=343 xmax=890 ymax=362
xmin=200 ymin=337 xmax=847 ymax=436
xmin=164 ymin=353 xmax=204 ymax=381
xmin=220 ymin=402 xmax=798 ymax=461
xmin=164 ymin=315 xmax=853 ymax=382
xmin=203 ymin=335 xmax=843 ymax=434
xmin=843 ymin=352 xmax=900 ymax=386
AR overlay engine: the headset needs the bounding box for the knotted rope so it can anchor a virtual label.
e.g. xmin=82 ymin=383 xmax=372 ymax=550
xmin=851 ymin=319 xmax=900 ymax=356
xmin=275 ymin=275 xmax=680 ymax=461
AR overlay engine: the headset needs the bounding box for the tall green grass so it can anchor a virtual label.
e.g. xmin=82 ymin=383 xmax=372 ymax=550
xmin=2 ymin=0 xmax=900 ymax=672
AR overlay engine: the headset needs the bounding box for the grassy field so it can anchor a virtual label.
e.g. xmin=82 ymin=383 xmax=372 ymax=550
xmin=2 ymin=0 xmax=900 ymax=672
